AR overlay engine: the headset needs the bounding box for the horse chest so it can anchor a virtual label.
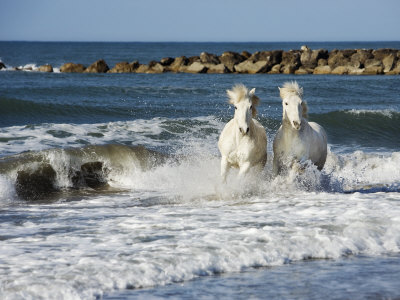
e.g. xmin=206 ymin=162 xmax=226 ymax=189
xmin=227 ymin=137 xmax=254 ymax=164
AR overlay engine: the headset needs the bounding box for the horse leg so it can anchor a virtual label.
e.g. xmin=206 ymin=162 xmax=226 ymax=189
xmin=238 ymin=161 xmax=251 ymax=177
xmin=221 ymin=156 xmax=229 ymax=183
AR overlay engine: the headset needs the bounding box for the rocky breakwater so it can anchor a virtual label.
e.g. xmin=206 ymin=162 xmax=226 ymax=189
xmin=105 ymin=47 xmax=400 ymax=75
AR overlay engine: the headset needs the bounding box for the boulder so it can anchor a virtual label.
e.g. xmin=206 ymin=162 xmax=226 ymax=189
xmin=135 ymin=64 xmax=150 ymax=73
xmin=313 ymin=65 xmax=332 ymax=74
xmin=205 ymin=63 xmax=230 ymax=74
xmin=268 ymin=64 xmax=281 ymax=74
xmin=38 ymin=64 xmax=53 ymax=72
xmin=241 ymin=51 xmax=251 ymax=59
xmin=71 ymin=161 xmax=108 ymax=189
xmin=0 ymin=62 xmax=6 ymax=70
xmin=385 ymin=61 xmax=400 ymax=75
xmin=60 ymin=62 xmax=85 ymax=73
xmin=350 ymin=49 xmax=373 ymax=68
xmin=188 ymin=56 xmax=201 ymax=64
xmin=363 ymin=65 xmax=384 ymax=75
xmin=200 ymin=52 xmax=220 ymax=64
xmin=186 ymin=62 xmax=208 ymax=73
xmin=281 ymin=64 xmax=297 ymax=74
xmin=364 ymin=58 xmax=383 ymax=68
xmin=318 ymin=58 xmax=328 ymax=66
xmin=168 ymin=56 xmax=189 ymax=72
xmin=234 ymin=60 xmax=268 ymax=74
xmin=328 ymin=50 xmax=353 ymax=69
xmin=219 ymin=51 xmax=245 ymax=72
xmin=160 ymin=57 xmax=174 ymax=66
xmin=301 ymin=49 xmax=328 ymax=69
xmin=281 ymin=50 xmax=301 ymax=67
xmin=108 ymin=61 xmax=139 ymax=73
xmin=84 ymin=59 xmax=109 ymax=73
xmin=372 ymin=48 xmax=397 ymax=61
xmin=331 ymin=66 xmax=363 ymax=75
xmin=382 ymin=54 xmax=397 ymax=73
xmin=294 ymin=67 xmax=311 ymax=75
xmin=16 ymin=164 xmax=57 ymax=200
xmin=147 ymin=62 xmax=165 ymax=73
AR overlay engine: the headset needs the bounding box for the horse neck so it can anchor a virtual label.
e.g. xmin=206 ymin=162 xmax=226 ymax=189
xmin=282 ymin=114 xmax=306 ymax=135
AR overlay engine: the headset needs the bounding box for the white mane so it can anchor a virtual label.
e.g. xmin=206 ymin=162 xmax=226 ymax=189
xmin=226 ymin=84 xmax=259 ymax=117
xmin=279 ymin=81 xmax=308 ymax=119
xmin=279 ymin=81 xmax=303 ymax=100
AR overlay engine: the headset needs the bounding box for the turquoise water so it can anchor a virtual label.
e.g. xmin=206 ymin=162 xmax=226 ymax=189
xmin=0 ymin=42 xmax=400 ymax=299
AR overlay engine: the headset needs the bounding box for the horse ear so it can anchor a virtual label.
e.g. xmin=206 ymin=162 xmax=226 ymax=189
xmin=249 ymin=88 xmax=256 ymax=96
xmin=226 ymin=89 xmax=236 ymax=104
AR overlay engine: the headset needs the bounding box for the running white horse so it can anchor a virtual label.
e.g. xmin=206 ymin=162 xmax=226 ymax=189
xmin=273 ymin=81 xmax=327 ymax=175
xmin=218 ymin=84 xmax=267 ymax=182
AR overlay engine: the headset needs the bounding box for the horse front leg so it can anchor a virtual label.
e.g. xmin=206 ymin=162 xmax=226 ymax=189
xmin=238 ymin=161 xmax=251 ymax=177
xmin=220 ymin=156 xmax=230 ymax=183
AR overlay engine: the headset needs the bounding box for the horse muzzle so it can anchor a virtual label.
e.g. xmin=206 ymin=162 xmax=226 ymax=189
xmin=239 ymin=127 xmax=250 ymax=135
xmin=292 ymin=121 xmax=301 ymax=130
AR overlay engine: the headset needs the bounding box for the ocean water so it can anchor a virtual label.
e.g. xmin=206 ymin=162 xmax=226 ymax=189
xmin=0 ymin=42 xmax=400 ymax=299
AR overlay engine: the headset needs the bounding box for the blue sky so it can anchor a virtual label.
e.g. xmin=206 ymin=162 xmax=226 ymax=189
xmin=1 ymin=0 xmax=399 ymax=42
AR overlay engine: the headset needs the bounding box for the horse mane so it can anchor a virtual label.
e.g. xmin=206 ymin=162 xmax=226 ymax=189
xmin=279 ymin=81 xmax=308 ymax=119
xmin=226 ymin=84 xmax=259 ymax=117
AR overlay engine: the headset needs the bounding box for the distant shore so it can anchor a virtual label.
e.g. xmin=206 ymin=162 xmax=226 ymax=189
xmin=1 ymin=46 xmax=399 ymax=75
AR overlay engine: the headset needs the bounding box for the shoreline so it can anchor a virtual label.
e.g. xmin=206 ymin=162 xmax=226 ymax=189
xmin=1 ymin=46 xmax=399 ymax=75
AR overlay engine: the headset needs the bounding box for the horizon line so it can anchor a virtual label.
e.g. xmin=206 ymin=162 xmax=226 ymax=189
xmin=1 ymin=40 xmax=400 ymax=43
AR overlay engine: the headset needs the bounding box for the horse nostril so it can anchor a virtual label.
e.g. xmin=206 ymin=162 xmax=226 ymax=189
xmin=239 ymin=128 xmax=243 ymax=134
xmin=246 ymin=127 xmax=250 ymax=134
xmin=293 ymin=121 xmax=300 ymax=128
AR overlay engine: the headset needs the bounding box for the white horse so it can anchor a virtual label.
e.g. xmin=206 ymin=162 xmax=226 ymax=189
xmin=218 ymin=84 xmax=267 ymax=182
xmin=273 ymin=81 xmax=327 ymax=175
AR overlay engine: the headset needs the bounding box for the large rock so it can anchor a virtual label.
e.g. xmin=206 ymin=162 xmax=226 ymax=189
xmin=350 ymin=49 xmax=373 ymax=68
xmin=168 ymin=56 xmax=189 ymax=72
xmin=331 ymin=66 xmax=364 ymax=75
xmin=382 ymin=54 xmax=397 ymax=73
xmin=364 ymin=58 xmax=383 ymax=68
xmin=385 ymin=60 xmax=400 ymax=75
xmin=160 ymin=57 xmax=174 ymax=66
xmin=219 ymin=51 xmax=245 ymax=72
xmin=372 ymin=48 xmax=397 ymax=61
xmin=200 ymin=52 xmax=220 ymax=64
xmin=313 ymin=65 xmax=332 ymax=74
xmin=135 ymin=64 xmax=150 ymax=73
xmin=281 ymin=50 xmax=301 ymax=68
xmin=268 ymin=64 xmax=281 ymax=74
xmin=60 ymin=62 xmax=85 ymax=73
xmin=16 ymin=164 xmax=57 ymax=200
xmin=108 ymin=61 xmax=139 ymax=73
xmin=84 ymin=59 xmax=109 ymax=73
xmin=186 ymin=62 xmax=208 ymax=73
xmin=300 ymin=48 xmax=328 ymax=69
xmin=0 ymin=62 xmax=6 ymax=70
xmin=234 ymin=60 xmax=268 ymax=74
xmin=294 ymin=67 xmax=312 ymax=75
xmin=205 ymin=63 xmax=230 ymax=74
xmin=328 ymin=49 xmax=356 ymax=69
xmin=147 ymin=62 xmax=165 ymax=73
xmin=38 ymin=64 xmax=53 ymax=72
xmin=188 ymin=56 xmax=200 ymax=64
xmin=281 ymin=64 xmax=297 ymax=74
xmin=363 ymin=65 xmax=384 ymax=75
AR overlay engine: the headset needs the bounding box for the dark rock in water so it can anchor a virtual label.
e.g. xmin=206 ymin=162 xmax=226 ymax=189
xmin=84 ymin=59 xmax=109 ymax=73
xmin=160 ymin=57 xmax=174 ymax=66
xmin=38 ymin=64 xmax=53 ymax=72
xmin=0 ymin=62 xmax=6 ymax=70
xmin=109 ymin=61 xmax=139 ymax=73
xmin=241 ymin=51 xmax=251 ymax=59
xmin=234 ymin=60 xmax=269 ymax=74
xmin=200 ymin=52 xmax=220 ymax=64
xmin=71 ymin=161 xmax=108 ymax=189
xmin=350 ymin=49 xmax=373 ymax=68
xmin=147 ymin=62 xmax=165 ymax=73
xmin=219 ymin=51 xmax=245 ymax=72
xmin=16 ymin=164 xmax=58 ymax=200
xmin=168 ymin=56 xmax=189 ymax=72
xmin=186 ymin=62 xmax=208 ymax=73
xmin=281 ymin=50 xmax=301 ymax=73
xmin=300 ymin=49 xmax=328 ymax=69
xmin=60 ymin=63 xmax=86 ymax=73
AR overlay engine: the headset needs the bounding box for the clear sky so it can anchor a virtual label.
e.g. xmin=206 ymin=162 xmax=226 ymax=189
xmin=1 ymin=0 xmax=399 ymax=42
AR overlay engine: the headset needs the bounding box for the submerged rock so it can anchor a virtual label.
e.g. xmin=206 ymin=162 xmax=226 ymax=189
xmin=16 ymin=164 xmax=58 ymax=200
xmin=84 ymin=59 xmax=109 ymax=73
xmin=39 ymin=64 xmax=53 ymax=72
xmin=60 ymin=63 xmax=85 ymax=73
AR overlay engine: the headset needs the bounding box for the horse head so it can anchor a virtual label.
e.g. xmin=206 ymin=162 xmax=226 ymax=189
xmin=227 ymin=84 xmax=259 ymax=135
xmin=279 ymin=81 xmax=308 ymax=130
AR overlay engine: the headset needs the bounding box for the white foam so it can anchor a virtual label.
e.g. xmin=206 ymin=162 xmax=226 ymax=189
xmin=345 ymin=109 xmax=397 ymax=118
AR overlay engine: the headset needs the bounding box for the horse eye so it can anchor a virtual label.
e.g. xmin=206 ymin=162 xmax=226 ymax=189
xmin=285 ymin=102 xmax=288 ymax=106
xmin=250 ymin=105 xmax=253 ymax=109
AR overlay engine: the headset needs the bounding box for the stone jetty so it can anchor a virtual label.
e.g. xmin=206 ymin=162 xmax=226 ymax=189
xmin=3 ymin=46 xmax=400 ymax=75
